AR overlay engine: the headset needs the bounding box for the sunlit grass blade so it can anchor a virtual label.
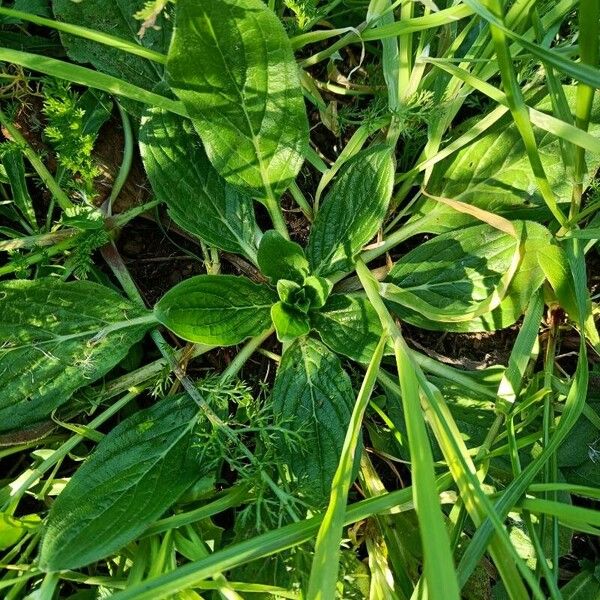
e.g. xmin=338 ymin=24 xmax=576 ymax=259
xmin=0 ymin=7 xmax=166 ymax=64
xmin=109 ymin=476 xmax=454 ymax=600
xmin=457 ymin=239 xmax=591 ymax=585
xmin=571 ymin=0 xmax=600 ymax=217
xmin=482 ymin=0 xmax=566 ymax=226
xmin=0 ymin=49 xmax=186 ymax=117
xmin=356 ymin=259 xmax=460 ymax=600
xmin=424 ymin=59 xmax=600 ymax=155
xmin=306 ymin=333 xmax=387 ymax=600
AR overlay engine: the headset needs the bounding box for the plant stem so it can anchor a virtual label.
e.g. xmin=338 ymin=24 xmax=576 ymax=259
xmin=264 ymin=192 xmax=290 ymax=239
xmin=0 ymin=108 xmax=73 ymax=211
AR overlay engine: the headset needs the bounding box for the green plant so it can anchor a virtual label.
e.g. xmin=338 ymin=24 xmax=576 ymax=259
xmin=0 ymin=0 xmax=599 ymax=598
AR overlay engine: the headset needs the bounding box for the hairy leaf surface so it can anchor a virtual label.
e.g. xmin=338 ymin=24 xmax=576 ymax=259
xmin=272 ymin=338 xmax=355 ymax=504
xmin=154 ymin=275 xmax=276 ymax=345
xmin=0 ymin=279 xmax=153 ymax=432
xmin=307 ymin=146 xmax=395 ymax=276
xmin=139 ymin=108 xmax=259 ymax=262
xmin=167 ymin=0 xmax=309 ymax=200
xmin=40 ymin=395 xmax=203 ymax=571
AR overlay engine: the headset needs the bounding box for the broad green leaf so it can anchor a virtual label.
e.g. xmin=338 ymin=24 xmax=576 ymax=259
xmin=0 ymin=278 xmax=154 ymax=432
xmin=307 ymin=145 xmax=395 ymax=276
xmin=272 ymin=337 xmax=355 ymax=505
xmin=412 ymin=88 xmax=600 ymax=234
xmin=384 ymin=221 xmax=552 ymax=332
xmin=271 ymin=302 xmax=310 ymax=343
xmin=139 ymin=108 xmax=259 ymax=262
xmin=52 ymin=0 xmax=171 ymax=91
xmin=154 ymin=275 xmax=276 ymax=346
xmin=40 ymin=395 xmax=204 ymax=571
xmin=257 ymin=230 xmax=309 ymax=284
xmin=311 ymin=293 xmax=385 ymax=364
xmin=166 ymin=0 xmax=309 ymax=201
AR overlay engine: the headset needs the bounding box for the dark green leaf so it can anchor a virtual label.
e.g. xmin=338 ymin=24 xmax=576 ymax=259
xmin=307 ymin=145 xmax=395 ymax=276
xmin=52 ymin=0 xmax=170 ymax=91
xmin=139 ymin=108 xmax=259 ymax=262
xmin=384 ymin=221 xmax=552 ymax=332
xmin=271 ymin=302 xmax=310 ymax=342
xmin=0 ymin=279 xmax=154 ymax=432
xmin=311 ymin=293 xmax=385 ymax=364
xmin=272 ymin=337 xmax=355 ymax=505
xmin=257 ymin=230 xmax=309 ymax=283
xmin=154 ymin=275 xmax=276 ymax=346
xmin=40 ymin=395 xmax=204 ymax=571
xmin=166 ymin=0 xmax=309 ymax=201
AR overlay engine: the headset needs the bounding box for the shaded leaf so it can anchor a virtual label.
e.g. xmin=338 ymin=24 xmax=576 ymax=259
xmin=311 ymin=293 xmax=385 ymax=364
xmin=272 ymin=337 xmax=354 ymax=505
xmin=140 ymin=108 xmax=259 ymax=262
xmin=52 ymin=0 xmax=170 ymax=91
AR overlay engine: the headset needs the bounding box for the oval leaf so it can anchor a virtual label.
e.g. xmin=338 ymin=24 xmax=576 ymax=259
xmin=307 ymin=145 xmax=395 ymax=276
xmin=154 ymin=275 xmax=276 ymax=345
xmin=257 ymin=230 xmax=309 ymax=283
xmin=272 ymin=337 xmax=355 ymax=505
xmin=140 ymin=108 xmax=259 ymax=262
xmin=40 ymin=395 xmax=203 ymax=571
xmin=0 ymin=278 xmax=154 ymax=432
xmin=384 ymin=221 xmax=552 ymax=332
xmin=166 ymin=0 xmax=309 ymax=201
xmin=311 ymin=293 xmax=386 ymax=364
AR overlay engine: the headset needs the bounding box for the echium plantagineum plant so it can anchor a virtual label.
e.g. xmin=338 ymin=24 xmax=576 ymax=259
xmin=2 ymin=0 xmax=600 ymax=598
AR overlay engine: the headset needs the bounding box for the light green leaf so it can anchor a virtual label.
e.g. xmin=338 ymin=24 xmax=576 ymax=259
xmin=303 ymin=275 xmax=332 ymax=310
xmin=272 ymin=337 xmax=355 ymax=505
xmin=0 ymin=278 xmax=154 ymax=432
xmin=40 ymin=395 xmax=204 ymax=571
xmin=257 ymin=230 xmax=309 ymax=284
xmin=384 ymin=221 xmax=552 ymax=332
xmin=52 ymin=0 xmax=170 ymax=91
xmin=271 ymin=302 xmax=310 ymax=343
xmin=154 ymin=275 xmax=276 ymax=346
xmin=166 ymin=0 xmax=309 ymax=201
xmin=139 ymin=108 xmax=259 ymax=262
xmin=311 ymin=293 xmax=385 ymax=364
xmin=307 ymin=145 xmax=395 ymax=276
